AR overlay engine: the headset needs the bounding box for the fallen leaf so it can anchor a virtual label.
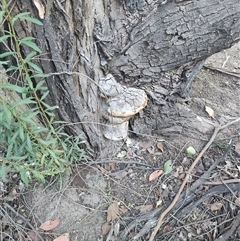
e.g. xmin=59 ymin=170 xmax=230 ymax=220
xmin=149 ymin=170 xmax=163 ymax=181
xmin=117 ymin=151 xmax=126 ymax=158
xmin=135 ymin=204 xmax=153 ymax=213
xmin=107 ymin=202 xmax=119 ymax=222
xmin=27 ymin=231 xmax=40 ymax=241
xmin=33 ymin=0 xmax=45 ymax=19
xmin=209 ymin=202 xmax=223 ymax=211
xmin=113 ymin=171 xmax=128 ymax=179
xmin=156 ymin=142 xmax=164 ymax=152
xmin=109 ymin=162 xmax=116 ymax=171
xmin=97 ymin=165 xmax=109 ymax=175
xmin=147 ymin=146 xmax=155 ymax=154
xmin=138 ymin=140 xmax=154 ymax=149
xmin=126 ymin=138 xmax=132 ymax=146
xmin=164 ymin=160 xmax=173 ymax=174
xmin=112 ymin=169 xmax=133 ymax=180
xmin=235 ymin=139 xmax=240 ymax=155
xmin=39 ymin=219 xmax=60 ymax=231
xmin=205 ymin=106 xmax=215 ymax=119
xmin=206 ymin=233 xmax=213 ymax=241
xmin=53 ymin=233 xmax=70 ymax=241
xmin=234 ymin=195 xmax=240 ymax=205
xmin=113 ymin=221 xmax=120 ymax=236
xmin=102 ymin=222 xmax=111 ymax=235
xmin=186 ymin=146 xmax=196 ymax=157
xmin=162 ymin=225 xmax=173 ymax=233
xmin=119 ymin=206 xmax=128 ymax=215
xmin=156 ymin=199 xmax=162 ymax=207
xmin=126 ymin=148 xmax=137 ymax=159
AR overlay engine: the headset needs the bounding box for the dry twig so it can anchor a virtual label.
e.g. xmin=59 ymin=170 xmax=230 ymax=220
xmin=214 ymin=214 xmax=240 ymax=241
xmin=2 ymin=203 xmax=44 ymax=241
xmin=149 ymin=117 xmax=240 ymax=241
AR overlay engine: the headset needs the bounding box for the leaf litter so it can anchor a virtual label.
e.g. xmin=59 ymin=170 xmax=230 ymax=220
xmin=38 ymin=218 xmax=60 ymax=231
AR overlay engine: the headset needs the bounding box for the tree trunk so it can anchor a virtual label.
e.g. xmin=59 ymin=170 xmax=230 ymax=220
xmin=1 ymin=0 xmax=240 ymax=156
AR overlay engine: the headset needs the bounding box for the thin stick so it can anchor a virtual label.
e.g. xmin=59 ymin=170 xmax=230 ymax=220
xmin=204 ymin=179 xmax=240 ymax=185
xmin=149 ymin=117 xmax=240 ymax=241
xmin=3 ymin=203 xmax=45 ymax=241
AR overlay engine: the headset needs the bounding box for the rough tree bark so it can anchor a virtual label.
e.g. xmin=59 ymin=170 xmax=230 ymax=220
xmin=1 ymin=0 xmax=240 ymax=156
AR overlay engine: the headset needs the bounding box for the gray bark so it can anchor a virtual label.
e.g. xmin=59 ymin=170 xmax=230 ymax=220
xmin=1 ymin=0 xmax=240 ymax=155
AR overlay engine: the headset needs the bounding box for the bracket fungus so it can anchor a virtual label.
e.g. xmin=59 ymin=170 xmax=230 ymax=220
xmin=100 ymin=74 xmax=148 ymax=140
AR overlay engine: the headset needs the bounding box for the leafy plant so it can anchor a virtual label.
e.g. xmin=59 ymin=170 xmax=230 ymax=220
xmin=0 ymin=1 xmax=86 ymax=185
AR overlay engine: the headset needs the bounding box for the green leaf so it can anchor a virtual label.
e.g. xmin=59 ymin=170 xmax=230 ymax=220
xmin=41 ymin=101 xmax=59 ymax=111
xmin=19 ymin=116 xmax=37 ymax=126
xmin=19 ymin=36 xmax=35 ymax=41
xmin=12 ymin=97 xmax=36 ymax=108
xmin=0 ymin=163 xmax=10 ymax=182
xmin=33 ymin=171 xmax=45 ymax=183
xmin=11 ymin=129 xmax=20 ymax=143
xmin=117 ymin=150 xmax=126 ymax=158
xmin=6 ymin=66 xmax=21 ymax=72
xmin=19 ymin=16 xmax=43 ymax=25
xmin=9 ymin=155 xmax=28 ymax=161
xmin=30 ymin=126 xmax=48 ymax=133
xmin=19 ymin=169 xmax=30 ymax=186
xmin=186 ymin=146 xmax=196 ymax=157
xmin=19 ymin=125 xmax=25 ymax=142
xmin=22 ymin=109 xmax=40 ymax=119
xmin=0 ymin=34 xmax=11 ymax=42
xmin=27 ymin=61 xmax=43 ymax=73
xmin=23 ymin=51 xmax=37 ymax=62
xmin=40 ymin=90 xmax=49 ymax=100
xmin=35 ymin=80 xmax=45 ymax=89
xmin=19 ymin=39 xmax=42 ymax=53
xmin=164 ymin=160 xmax=173 ymax=175
xmin=0 ymin=83 xmax=26 ymax=93
xmin=25 ymin=75 xmax=34 ymax=89
xmin=26 ymin=135 xmax=33 ymax=152
xmin=0 ymin=60 xmax=10 ymax=65
xmin=0 ymin=10 xmax=5 ymax=24
xmin=1 ymin=104 xmax=12 ymax=123
xmin=11 ymin=12 xmax=30 ymax=25
xmin=31 ymin=73 xmax=49 ymax=78
xmin=6 ymin=142 xmax=14 ymax=157
xmin=0 ymin=51 xmax=16 ymax=58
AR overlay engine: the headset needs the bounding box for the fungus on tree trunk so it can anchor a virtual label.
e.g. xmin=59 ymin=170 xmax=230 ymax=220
xmin=100 ymin=75 xmax=148 ymax=140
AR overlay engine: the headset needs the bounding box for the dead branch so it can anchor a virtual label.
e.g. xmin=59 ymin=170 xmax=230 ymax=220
xmin=204 ymin=65 xmax=240 ymax=78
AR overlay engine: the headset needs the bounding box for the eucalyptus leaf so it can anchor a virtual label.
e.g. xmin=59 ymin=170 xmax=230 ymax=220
xmin=19 ymin=16 xmax=43 ymax=25
xmin=0 ymin=34 xmax=11 ymax=42
xmin=19 ymin=39 xmax=42 ymax=53
xmin=164 ymin=160 xmax=173 ymax=175
xmin=11 ymin=12 xmax=31 ymax=25
xmin=186 ymin=146 xmax=196 ymax=157
xmin=0 ymin=51 xmax=16 ymax=58
xmin=0 ymin=83 xmax=26 ymax=93
xmin=0 ymin=10 xmax=5 ymax=24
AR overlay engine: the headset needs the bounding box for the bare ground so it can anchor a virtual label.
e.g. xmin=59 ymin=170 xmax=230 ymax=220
xmin=1 ymin=43 xmax=240 ymax=241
